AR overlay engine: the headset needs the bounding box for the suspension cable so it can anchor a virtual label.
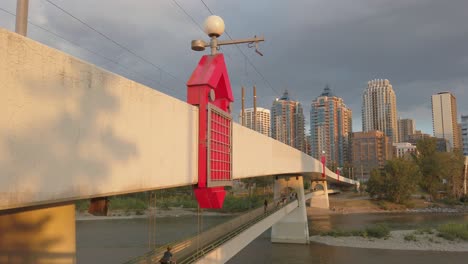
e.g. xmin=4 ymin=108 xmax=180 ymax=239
xmin=148 ymin=191 xmax=157 ymax=250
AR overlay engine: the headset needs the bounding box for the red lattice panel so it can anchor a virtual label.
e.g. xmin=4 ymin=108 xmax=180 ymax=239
xmin=208 ymin=105 xmax=232 ymax=186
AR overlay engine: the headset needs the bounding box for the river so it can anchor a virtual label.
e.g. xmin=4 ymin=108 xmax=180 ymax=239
xmin=76 ymin=212 xmax=468 ymax=263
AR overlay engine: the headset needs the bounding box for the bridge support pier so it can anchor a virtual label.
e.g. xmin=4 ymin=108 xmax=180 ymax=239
xmin=310 ymin=180 xmax=329 ymax=209
xmin=271 ymin=176 xmax=309 ymax=244
xmin=0 ymin=203 xmax=76 ymax=263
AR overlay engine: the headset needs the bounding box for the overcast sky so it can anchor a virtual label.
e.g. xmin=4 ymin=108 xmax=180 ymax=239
xmin=1 ymin=0 xmax=467 ymax=134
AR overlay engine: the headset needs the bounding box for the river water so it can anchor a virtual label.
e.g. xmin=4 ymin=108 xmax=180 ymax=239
xmin=228 ymin=212 xmax=468 ymax=264
xmin=76 ymin=212 xmax=468 ymax=263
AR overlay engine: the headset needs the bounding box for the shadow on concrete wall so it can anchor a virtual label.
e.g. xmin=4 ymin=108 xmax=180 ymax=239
xmin=0 ymin=211 xmax=75 ymax=263
xmin=1 ymin=38 xmax=139 ymax=208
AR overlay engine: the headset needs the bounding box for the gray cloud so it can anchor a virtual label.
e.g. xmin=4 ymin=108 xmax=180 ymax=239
xmin=1 ymin=0 xmax=467 ymax=135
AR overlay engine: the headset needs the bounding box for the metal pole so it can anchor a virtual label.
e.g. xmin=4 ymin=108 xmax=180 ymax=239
xmin=361 ymin=164 xmax=363 ymax=182
xmin=253 ymin=85 xmax=257 ymax=132
xmin=464 ymin=156 xmax=467 ymax=196
xmin=210 ymin=36 xmax=217 ymax=55
xmin=241 ymin=86 xmax=245 ymax=126
xmin=15 ymin=0 xmax=29 ymax=36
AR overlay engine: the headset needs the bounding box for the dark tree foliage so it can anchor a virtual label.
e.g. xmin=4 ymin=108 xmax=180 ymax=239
xmin=367 ymin=158 xmax=420 ymax=204
xmin=413 ymin=138 xmax=465 ymax=199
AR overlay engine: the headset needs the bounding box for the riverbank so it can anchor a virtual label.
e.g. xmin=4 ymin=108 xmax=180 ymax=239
xmin=308 ymin=192 xmax=468 ymax=215
xmin=76 ymin=207 xmax=236 ymax=221
xmin=310 ymin=229 xmax=468 ymax=252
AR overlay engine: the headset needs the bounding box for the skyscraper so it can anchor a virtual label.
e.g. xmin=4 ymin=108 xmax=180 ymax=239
xmin=310 ymin=85 xmax=352 ymax=167
xmin=271 ymin=90 xmax=305 ymax=152
xmin=362 ymin=79 xmax=399 ymax=143
xmin=239 ymin=107 xmax=271 ymax=137
xmin=431 ymin=92 xmax=461 ymax=150
xmin=398 ymin=118 xmax=415 ymax=142
xmin=461 ymin=115 xmax=468 ymax=155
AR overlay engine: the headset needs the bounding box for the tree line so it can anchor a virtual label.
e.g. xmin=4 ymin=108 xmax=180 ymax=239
xmin=366 ymin=138 xmax=466 ymax=204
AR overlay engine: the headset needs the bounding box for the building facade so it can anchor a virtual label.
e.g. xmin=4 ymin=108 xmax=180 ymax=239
xmin=407 ymin=130 xmax=431 ymax=144
xmin=305 ymin=134 xmax=312 ymax=156
xmin=310 ymin=85 xmax=352 ymax=167
xmin=362 ymin=79 xmax=399 ymax=143
xmin=393 ymin=142 xmax=417 ymax=158
xmin=271 ymin=90 xmax=306 ymax=152
xmin=398 ymin=118 xmax=415 ymax=142
xmin=431 ymin=92 xmax=461 ymax=150
xmin=462 ymin=115 xmax=468 ymax=155
xmin=352 ymin=131 xmax=392 ymax=181
xmin=240 ymin=107 xmax=271 ymax=137
xmin=407 ymin=130 xmax=451 ymax=152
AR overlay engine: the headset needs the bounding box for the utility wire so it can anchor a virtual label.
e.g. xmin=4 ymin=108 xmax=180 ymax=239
xmin=43 ymin=0 xmax=185 ymax=86
xmin=170 ymin=0 xmax=204 ymax=33
xmin=199 ymin=0 xmax=281 ymax=96
xmin=0 ymin=6 xmax=183 ymax=96
xmin=199 ymin=0 xmax=215 ymax=15
xmin=169 ymin=0 xmax=233 ymax=61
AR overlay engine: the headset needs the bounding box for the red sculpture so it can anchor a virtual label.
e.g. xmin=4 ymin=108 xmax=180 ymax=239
xmin=187 ymin=54 xmax=234 ymax=208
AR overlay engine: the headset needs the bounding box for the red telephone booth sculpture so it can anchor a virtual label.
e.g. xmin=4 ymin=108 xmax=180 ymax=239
xmin=187 ymin=54 xmax=233 ymax=209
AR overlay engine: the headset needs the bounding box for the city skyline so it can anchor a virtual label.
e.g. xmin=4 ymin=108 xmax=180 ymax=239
xmin=0 ymin=1 xmax=466 ymax=136
xmin=239 ymin=85 xmax=465 ymax=148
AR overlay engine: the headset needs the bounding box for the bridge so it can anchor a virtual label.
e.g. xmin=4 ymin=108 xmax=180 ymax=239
xmin=0 ymin=28 xmax=357 ymax=263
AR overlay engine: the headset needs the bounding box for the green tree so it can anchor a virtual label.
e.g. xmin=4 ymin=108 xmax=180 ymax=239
xmin=367 ymin=158 xmax=420 ymax=204
xmin=241 ymin=176 xmax=274 ymax=196
xmin=413 ymin=138 xmax=443 ymax=199
xmin=384 ymin=158 xmax=421 ymax=203
xmin=366 ymin=168 xmax=384 ymax=199
xmin=438 ymin=150 xmax=465 ymax=199
xmin=413 ymin=138 xmax=465 ymax=199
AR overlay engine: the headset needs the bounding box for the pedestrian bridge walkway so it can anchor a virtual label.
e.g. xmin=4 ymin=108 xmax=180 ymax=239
xmin=125 ymin=196 xmax=305 ymax=264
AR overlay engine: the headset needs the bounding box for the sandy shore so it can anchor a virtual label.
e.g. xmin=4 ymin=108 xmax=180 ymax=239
xmin=310 ymin=230 xmax=468 ymax=252
xmin=307 ymin=193 xmax=468 ymax=216
xmin=76 ymin=207 xmax=235 ymax=221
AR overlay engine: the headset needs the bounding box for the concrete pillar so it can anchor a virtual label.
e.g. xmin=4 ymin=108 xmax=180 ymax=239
xmin=271 ymin=176 xmax=309 ymax=244
xmin=0 ymin=204 xmax=76 ymax=263
xmin=310 ymin=180 xmax=329 ymax=209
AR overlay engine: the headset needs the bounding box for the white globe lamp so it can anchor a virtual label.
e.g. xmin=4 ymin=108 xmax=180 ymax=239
xmin=204 ymin=15 xmax=225 ymax=37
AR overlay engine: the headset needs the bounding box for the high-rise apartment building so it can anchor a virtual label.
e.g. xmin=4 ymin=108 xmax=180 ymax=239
xmin=362 ymin=79 xmax=399 ymax=143
xmin=271 ymin=90 xmax=305 ymax=152
xmin=462 ymin=115 xmax=468 ymax=155
xmin=239 ymin=107 xmax=271 ymax=137
xmin=431 ymin=92 xmax=461 ymax=150
xmin=398 ymin=118 xmax=415 ymax=142
xmin=352 ymin=131 xmax=392 ymax=181
xmin=310 ymin=85 xmax=352 ymax=167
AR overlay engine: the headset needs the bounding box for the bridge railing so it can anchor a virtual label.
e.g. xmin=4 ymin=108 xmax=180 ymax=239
xmin=124 ymin=196 xmax=298 ymax=264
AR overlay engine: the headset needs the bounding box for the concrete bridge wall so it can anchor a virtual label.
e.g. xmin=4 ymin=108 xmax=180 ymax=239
xmin=0 ymin=29 xmax=199 ymax=210
xmin=0 ymin=28 xmax=355 ymax=211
